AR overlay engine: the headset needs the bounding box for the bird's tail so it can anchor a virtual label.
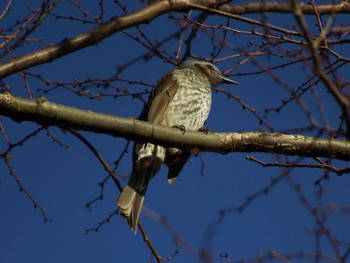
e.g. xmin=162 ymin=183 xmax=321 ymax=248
xmin=117 ymin=143 xmax=164 ymax=233
xmin=117 ymin=184 xmax=145 ymax=233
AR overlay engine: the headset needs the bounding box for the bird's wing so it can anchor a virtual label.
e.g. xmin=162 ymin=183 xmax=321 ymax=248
xmin=165 ymin=150 xmax=191 ymax=184
xmin=146 ymin=72 xmax=180 ymax=125
xmin=145 ymin=71 xmax=191 ymax=183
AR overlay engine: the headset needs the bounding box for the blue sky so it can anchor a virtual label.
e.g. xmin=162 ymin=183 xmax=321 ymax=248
xmin=1 ymin=1 xmax=350 ymax=262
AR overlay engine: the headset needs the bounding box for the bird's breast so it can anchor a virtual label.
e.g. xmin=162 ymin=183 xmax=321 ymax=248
xmin=162 ymin=74 xmax=212 ymax=130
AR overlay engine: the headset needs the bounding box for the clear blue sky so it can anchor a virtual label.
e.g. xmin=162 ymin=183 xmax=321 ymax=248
xmin=1 ymin=1 xmax=350 ymax=262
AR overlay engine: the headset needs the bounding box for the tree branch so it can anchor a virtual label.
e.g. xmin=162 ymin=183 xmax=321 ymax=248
xmin=1 ymin=92 xmax=349 ymax=161
xmin=1 ymin=0 xmax=349 ymax=79
xmin=222 ymin=1 xmax=350 ymax=15
xmin=0 ymin=0 xmax=173 ymax=79
xmin=291 ymin=0 xmax=350 ymax=138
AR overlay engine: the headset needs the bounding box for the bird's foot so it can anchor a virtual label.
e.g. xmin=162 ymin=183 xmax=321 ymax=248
xmin=172 ymin=125 xmax=186 ymax=135
xmin=198 ymin=126 xmax=209 ymax=134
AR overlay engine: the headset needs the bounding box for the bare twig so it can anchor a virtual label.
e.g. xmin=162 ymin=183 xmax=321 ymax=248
xmin=246 ymin=156 xmax=350 ymax=175
xmin=66 ymin=129 xmax=163 ymax=261
xmin=1 ymin=154 xmax=52 ymax=222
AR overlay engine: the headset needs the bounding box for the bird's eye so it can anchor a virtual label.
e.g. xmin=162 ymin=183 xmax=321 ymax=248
xmin=194 ymin=63 xmax=216 ymax=74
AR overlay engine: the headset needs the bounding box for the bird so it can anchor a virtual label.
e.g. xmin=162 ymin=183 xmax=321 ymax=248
xmin=117 ymin=60 xmax=239 ymax=232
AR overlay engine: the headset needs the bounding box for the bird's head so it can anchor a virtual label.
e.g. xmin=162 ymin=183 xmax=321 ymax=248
xmin=178 ymin=60 xmax=239 ymax=86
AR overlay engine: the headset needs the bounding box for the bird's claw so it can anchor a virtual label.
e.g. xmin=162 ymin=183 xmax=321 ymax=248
xmin=198 ymin=126 xmax=209 ymax=134
xmin=172 ymin=125 xmax=186 ymax=135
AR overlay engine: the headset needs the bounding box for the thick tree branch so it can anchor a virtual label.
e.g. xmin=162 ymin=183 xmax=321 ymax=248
xmin=1 ymin=93 xmax=349 ymax=161
xmin=0 ymin=0 xmax=173 ymax=79
xmin=223 ymin=1 xmax=350 ymax=15
xmin=1 ymin=0 xmax=349 ymax=79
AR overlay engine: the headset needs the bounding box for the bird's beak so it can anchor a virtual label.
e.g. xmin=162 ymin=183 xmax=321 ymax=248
xmin=220 ymin=76 xmax=239 ymax=85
